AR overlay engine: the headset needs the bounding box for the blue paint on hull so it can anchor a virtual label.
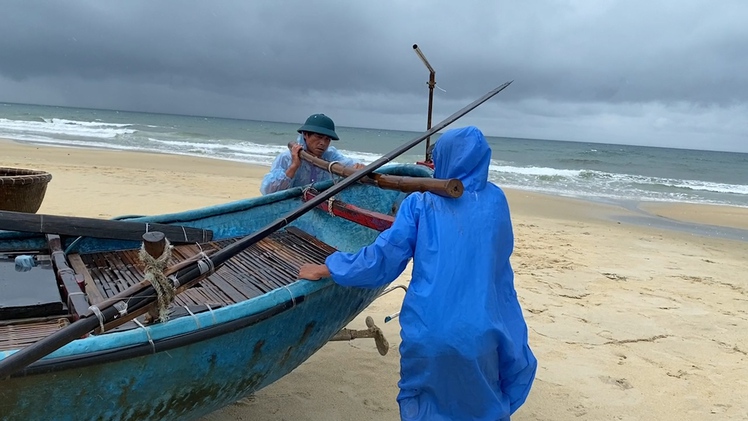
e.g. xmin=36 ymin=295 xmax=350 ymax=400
xmin=0 ymin=164 xmax=430 ymax=421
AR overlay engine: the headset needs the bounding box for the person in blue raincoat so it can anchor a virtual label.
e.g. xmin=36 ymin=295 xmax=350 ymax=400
xmin=299 ymin=125 xmax=537 ymax=421
xmin=260 ymin=113 xmax=365 ymax=195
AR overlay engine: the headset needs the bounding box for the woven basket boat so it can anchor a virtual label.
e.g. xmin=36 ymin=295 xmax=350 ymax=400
xmin=0 ymin=167 xmax=52 ymax=213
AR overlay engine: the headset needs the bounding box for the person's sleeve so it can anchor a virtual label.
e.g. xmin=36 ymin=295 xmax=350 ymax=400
xmin=260 ymin=153 xmax=293 ymax=195
xmin=325 ymin=194 xmax=420 ymax=288
xmin=327 ymin=147 xmax=360 ymax=167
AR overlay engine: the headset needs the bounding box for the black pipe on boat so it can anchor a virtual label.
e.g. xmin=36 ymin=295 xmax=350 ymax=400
xmin=0 ymin=81 xmax=513 ymax=379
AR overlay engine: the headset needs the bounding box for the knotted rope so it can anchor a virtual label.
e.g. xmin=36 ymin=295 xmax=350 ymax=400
xmin=138 ymin=238 xmax=175 ymax=323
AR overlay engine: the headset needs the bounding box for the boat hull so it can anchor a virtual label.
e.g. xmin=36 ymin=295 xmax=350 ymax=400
xmin=4 ymin=281 xmax=380 ymax=421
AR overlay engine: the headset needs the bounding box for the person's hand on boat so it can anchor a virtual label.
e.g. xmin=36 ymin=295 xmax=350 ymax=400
xmin=351 ymin=163 xmax=366 ymax=170
xmin=298 ymin=264 xmax=331 ymax=281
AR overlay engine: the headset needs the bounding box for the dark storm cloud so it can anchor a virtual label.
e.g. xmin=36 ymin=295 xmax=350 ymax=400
xmin=0 ymin=0 xmax=746 ymax=151
xmin=0 ymin=2 xmax=418 ymax=96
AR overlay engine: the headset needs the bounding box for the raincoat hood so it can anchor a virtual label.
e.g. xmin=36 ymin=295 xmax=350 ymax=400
xmin=432 ymin=126 xmax=491 ymax=192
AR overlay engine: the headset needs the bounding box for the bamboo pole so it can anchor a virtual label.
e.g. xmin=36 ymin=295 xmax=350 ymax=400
xmin=289 ymin=142 xmax=463 ymax=198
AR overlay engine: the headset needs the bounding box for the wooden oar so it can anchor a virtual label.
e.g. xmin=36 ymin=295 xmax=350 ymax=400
xmin=289 ymin=143 xmax=464 ymax=198
xmin=0 ymin=210 xmax=213 ymax=243
xmin=0 ymin=81 xmax=512 ymax=379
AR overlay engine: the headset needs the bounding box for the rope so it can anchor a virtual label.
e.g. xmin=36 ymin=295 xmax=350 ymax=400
xmin=192 ymin=245 xmax=214 ymax=276
xmin=133 ymin=319 xmax=156 ymax=354
xmin=184 ymin=306 xmax=201 ymax=328
xmin=327 ymin=196 xmax=336 ymax=217
xmin=89 ymin=305 xmax=105 ymax=333
xmin=206 ymin=303 xmax=217 ymax=324
xmin=283 ymin=285 xmax=297 ymax=308
xmin=113 ymin=301 xmax=128 ymax=317
xmin=327 ymin=160 xmax=340 ymax=184
xmin=196 ymin=252 xmax=215 ymax=275
xmin=138 ymin=238 xmax=175 ymax=323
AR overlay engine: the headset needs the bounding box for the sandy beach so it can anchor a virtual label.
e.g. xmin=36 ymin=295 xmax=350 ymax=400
xmin=3 ymin=138 xmax=747 ymax=420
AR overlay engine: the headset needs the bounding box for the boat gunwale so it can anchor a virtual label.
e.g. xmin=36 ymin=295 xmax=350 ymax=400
xmin=7 ymin=284 xmax=318 ymax=377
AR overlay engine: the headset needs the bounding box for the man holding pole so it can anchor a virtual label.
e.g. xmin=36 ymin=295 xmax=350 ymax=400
xmin=260 ymin=113 xmax=365 ymax=195
xmin=299 ymin=125 xmax=537 ymax=421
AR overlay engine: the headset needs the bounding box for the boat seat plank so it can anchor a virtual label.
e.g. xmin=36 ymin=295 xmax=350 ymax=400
xmin=68 ymin=253 xmax=106 ymax=305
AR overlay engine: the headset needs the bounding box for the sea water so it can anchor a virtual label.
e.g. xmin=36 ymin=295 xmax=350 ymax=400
xmin=2 ymin=102 xmax=747 ymax=208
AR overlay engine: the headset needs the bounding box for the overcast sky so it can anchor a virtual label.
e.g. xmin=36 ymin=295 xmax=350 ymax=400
xmin=1 ymin=1 xmax=746 ymax=152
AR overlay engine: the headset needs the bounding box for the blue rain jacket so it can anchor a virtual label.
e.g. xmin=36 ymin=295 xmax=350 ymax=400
xmin=260 ymin=134 xmax=359 ymax=195
xmin=326 ymin=126 xmax=537 ymax=421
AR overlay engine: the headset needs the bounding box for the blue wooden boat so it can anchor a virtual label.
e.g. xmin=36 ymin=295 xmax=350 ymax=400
xmin=0 ymin=163 xmax=430 ymax=421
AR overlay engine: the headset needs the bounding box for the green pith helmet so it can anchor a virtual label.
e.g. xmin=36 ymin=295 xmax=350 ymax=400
xmin=297 ymin=113 xmax=339 ymax=140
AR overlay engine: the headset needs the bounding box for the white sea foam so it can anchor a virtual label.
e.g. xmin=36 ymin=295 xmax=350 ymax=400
xmin=485 ymin=163 xmax=748 ymax=211
xmin=0 ymin=118 xmax=135 ymax=139
xmin=663 ymin=180 xmax=748 ymax=195
xmin=489 ymin=163 xmax=582 ymax=178
xmin=335 ymin=149 xmax=384 ymax=164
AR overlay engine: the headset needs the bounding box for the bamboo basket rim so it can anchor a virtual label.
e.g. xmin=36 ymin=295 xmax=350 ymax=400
xmin=0 ymin=167 xmax=53 ymax=186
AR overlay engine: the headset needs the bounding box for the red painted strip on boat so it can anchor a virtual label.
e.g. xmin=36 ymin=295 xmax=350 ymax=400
xmin=302 ymin=190 xmax=394 ymax=232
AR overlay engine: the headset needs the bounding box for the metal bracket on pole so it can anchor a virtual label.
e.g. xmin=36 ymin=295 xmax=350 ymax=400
xmin=379 ymin=284 xmax=408 ymax=323
xmin=413 ymin=44 xmax=436 ymax=164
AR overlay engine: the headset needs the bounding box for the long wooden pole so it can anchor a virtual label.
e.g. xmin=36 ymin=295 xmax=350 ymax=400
xmin=0 ymin=210 xmax=213 ymax=243
xmin=0 ymin=81 xmax=512 ymax=379
xmin=289 ymin=143 xmax=463 ymax=198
